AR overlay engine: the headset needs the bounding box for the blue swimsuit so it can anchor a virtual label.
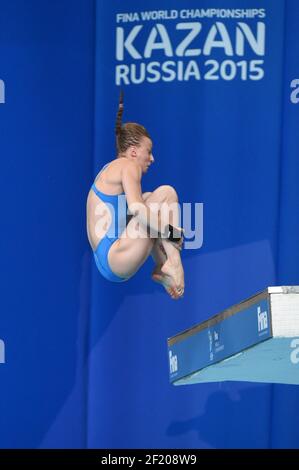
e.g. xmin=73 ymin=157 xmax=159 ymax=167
xmin=91 ymin=163 xmax=129 ymax=282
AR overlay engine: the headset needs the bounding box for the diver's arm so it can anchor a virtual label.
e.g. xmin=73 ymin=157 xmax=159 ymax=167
xmin=122 ymin=161 xmax=167 ymax=237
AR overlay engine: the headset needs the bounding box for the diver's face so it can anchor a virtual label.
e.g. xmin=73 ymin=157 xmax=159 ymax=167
xmin=134 ymin=137 xmax=154 ymax=173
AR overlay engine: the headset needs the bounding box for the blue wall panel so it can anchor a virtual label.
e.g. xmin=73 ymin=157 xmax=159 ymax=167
xmin=271 ymin=0 xmax=299 ymax=449
xmin=0 ymin=0 xmax=95 ymax=448
xmin=88 ymin=0 xmax=292 ymax=449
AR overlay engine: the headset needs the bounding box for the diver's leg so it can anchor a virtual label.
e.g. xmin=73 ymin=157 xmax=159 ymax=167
xmin=108 ymin=185 xmax=184 ymax=296
xmin=144 ymin=188 xmax=184 ymax=297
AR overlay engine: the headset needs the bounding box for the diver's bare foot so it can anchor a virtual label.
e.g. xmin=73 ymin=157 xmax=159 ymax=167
xmin=160 ymin=258 xmax=184 ymax=297
xmin=152 ymin=268 xmax=181 ymax=300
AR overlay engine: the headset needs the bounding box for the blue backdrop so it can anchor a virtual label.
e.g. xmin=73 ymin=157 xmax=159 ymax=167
xmin=0 ymin=0 xmax=298 ymax=448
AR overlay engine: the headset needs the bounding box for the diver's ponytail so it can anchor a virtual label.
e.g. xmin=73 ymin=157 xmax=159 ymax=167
xmin=115 ymin=89 xmax=124 ymax=139
xmin=115 ymin=89 xmax=151 ymax=155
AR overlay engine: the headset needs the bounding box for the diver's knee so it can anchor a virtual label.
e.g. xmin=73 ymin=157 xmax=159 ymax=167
xmin=158 ymin=185 xmax=178 ymax=202
xmin=142 ymin=192 xmax=152 ymax=201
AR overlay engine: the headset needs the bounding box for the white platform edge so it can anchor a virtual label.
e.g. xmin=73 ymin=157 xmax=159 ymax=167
xmin=268 ymin=286 xmax=299 ymax=294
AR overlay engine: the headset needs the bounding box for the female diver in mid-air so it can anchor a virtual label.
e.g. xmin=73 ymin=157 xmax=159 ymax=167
xmin=86 ymin=93 xmax=184 ymax=299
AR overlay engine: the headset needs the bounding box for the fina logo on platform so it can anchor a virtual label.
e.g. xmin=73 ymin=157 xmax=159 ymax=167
xmin=169 ymin=350 xmax=178 ymax=374
xmin=0 ymin=339 xmax=5 ymax=364
xmin=115 ymin=8 xmax=266 ymax=86
xmin=257 ymin=305 xmax=268 ymax=334
xmin=0 ymin=79 xmax=5 ymax=104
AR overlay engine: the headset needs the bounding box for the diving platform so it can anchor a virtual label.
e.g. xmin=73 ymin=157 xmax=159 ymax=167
xmin=167 ymin=286 xmax=299 ymax=385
